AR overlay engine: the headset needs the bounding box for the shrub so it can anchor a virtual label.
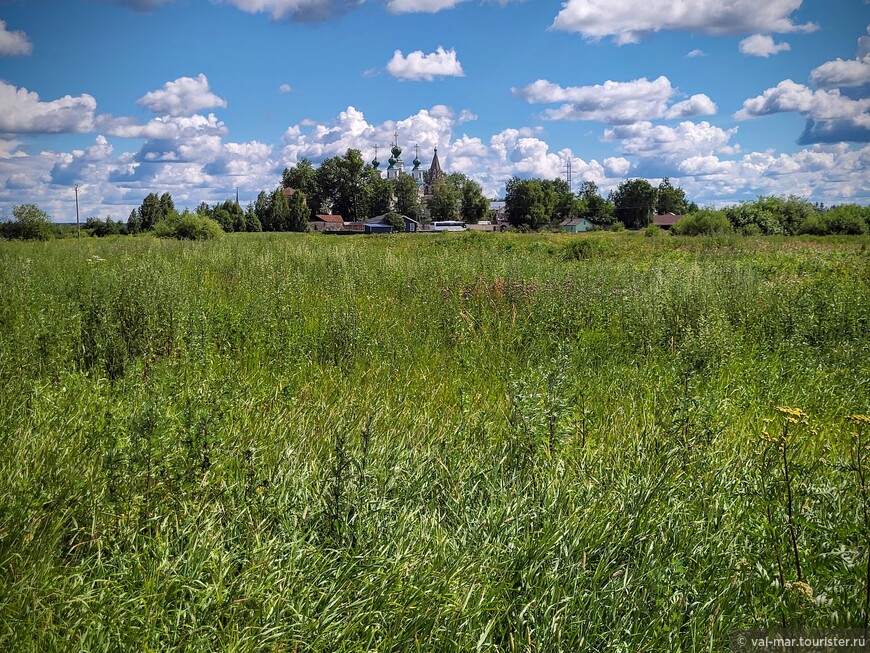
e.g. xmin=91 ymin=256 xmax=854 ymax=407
xmin=823 ymin=205 xmax=868 ymax=235
xmin=671 ymin=210 xmax=732 ymax=236
xmin=85 ymin=216 xmax=127 ymax=237
xmin=563 ymin=238 xmax=616 ymax=261
xmin=153 ymin=210 xmax=224 ymax=240
xmin=797 ymin=214 xmax=829 ymax=236
xmin=644 ymin=224 xmax=664 ymax=238
xmin=797 ymin=205 xmax=869 ymax=236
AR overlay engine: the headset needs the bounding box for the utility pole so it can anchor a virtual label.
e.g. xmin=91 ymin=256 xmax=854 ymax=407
xmin=75 ymin=184 xmax=80 ymax=239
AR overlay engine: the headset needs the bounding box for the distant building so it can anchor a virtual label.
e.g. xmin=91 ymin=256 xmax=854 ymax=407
xmin=370 ymin=213 xmax=422 ymax=233
xmin=370 ymin=137 xmax=448 ymax=220
xmin=489 ymin=200 xmax=506 ymax=222
xmin=560 ymin=217 xmax=595 ymax=233
xmin=363 ymin=222 xmax=393 ymax=234
xmin=309 ymin=214 xmax=344 ymax=232
xmin=652 ymin=213 xmax=684 ymax=229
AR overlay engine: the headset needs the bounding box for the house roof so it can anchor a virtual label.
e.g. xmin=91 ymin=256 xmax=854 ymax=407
xmin=561 ymin=218 xmax=590 ymax=226
xmin=653 ymin=213 xmax=683 ymax=226
xmin=282 ymin=187 xmax=296 ymax=198
xmin=313 ymin=214 xmax=344 ymax=223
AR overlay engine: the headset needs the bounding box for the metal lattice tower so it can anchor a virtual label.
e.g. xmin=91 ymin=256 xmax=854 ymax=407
xmin=564 ymin=157 xmax=573 ymax=192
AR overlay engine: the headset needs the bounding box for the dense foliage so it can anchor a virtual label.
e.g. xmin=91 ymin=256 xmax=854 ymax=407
xmin=0 ymin=203 xmax=56 ymax=240
xmin=152 ymin=209 xmax=224 ymax=240
xmin=1 ymin=232 xmax=869 ymax=651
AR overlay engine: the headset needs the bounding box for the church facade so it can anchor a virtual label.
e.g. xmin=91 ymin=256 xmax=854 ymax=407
xmin=371 ymin=134 xmax=446 ymax=202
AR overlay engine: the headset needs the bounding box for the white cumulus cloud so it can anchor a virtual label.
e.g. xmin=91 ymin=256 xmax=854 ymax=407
xmin=735 ymin=79 xmax=870 ymax=142
xmin=603 ymin=120 xmax=739 ymax=161
xmin=0 ymin=20 xmax=33 ymax=56
xmin=218 ymin=0 xmax=362 ymax=21
xmin=810 ymin=27 xmax=870 ymax=89
xmin=387 ymin=47 xmax=465 ymax=81
xmin=551 ymin=0 xmax=817 ymax=45
xmin=739 ymin=34 xmax=791 ymax=57
xmin=386 ymin=0 xmax=466 ymax=12
xmin=278 ymin=83 xmax=293 ymax=93
xmin=385 ymin=0 xmax=518 ymax=13
xmin=512 ymin=76 xmax=716 ymax=123
xmin=0 ymin=81 xmax=97 ymax=134
xmin=810 ymin=57 xmax=870 ymax=89
xmin=136 ymin=74 xmax=228 ymax=116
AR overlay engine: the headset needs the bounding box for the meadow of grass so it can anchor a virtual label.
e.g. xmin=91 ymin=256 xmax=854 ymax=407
xmin=1 ymin=231 xmax=869 ymax=651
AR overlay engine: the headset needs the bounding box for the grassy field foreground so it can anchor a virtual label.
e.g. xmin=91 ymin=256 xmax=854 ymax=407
xmin=1 ymin=231 xmax=869 ymax=651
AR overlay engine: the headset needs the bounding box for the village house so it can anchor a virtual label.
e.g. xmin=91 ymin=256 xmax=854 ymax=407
xmin=560 ymin=217 xmax=595 ymax=233
xmin=652 ymin=213 xmax=684 ymax=229
xmin=308 ymin=214 xmax=344 ymax=232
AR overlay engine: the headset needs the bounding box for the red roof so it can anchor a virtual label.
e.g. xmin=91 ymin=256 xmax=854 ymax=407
xmin=313 ymin=214 xmax=344 ymax=223
xmin=282 ymin=187 xmax=296 ymax=198
xmin=653 ymin=213 xmax=683 ymax=226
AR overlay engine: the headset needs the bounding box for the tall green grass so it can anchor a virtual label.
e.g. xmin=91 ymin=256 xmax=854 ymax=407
xmin=1 ymin=232 xmax=868 ymax=651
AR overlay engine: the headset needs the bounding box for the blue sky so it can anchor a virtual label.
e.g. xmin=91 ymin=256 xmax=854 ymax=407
xmin=0 ymin=0 xmax=867 ymax=221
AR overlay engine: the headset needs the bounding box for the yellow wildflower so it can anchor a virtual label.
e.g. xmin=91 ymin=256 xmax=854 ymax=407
xmin=785 ymin=580 xmax=814 ymax=599
xmin=775 ymin=406 xmax=808 ymax=424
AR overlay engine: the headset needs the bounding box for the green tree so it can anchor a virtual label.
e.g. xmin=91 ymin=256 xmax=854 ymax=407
xmin=268 ymin=187 xmax=290 ymax=231
xmin=429 ymin=178 xmax=459 ymax=222
xmin=159 ymin=192 xmax=175 ymax=219
xmin=244 ymin=202 xmax=262 ymax=232
xmin=505 ymin=177 xmax=548 ymax=230
xmin=1 ymin=204 xmax=54 ymax=240
xmin=283 ymin=159 xmax=318 ymax=217
xmin=254 ymin=191 xmax=271 ymax=230
xmin=127 ymin=209 xmax=142 ymax=234
xmin=85 ymin=216 xmax=125 ymax=237
xmin=578 ymin=181 xmax=615 ymax=225
xmin=367 ymin=168 xmax=394 ymax=219
xmin=542 ymin=178 xmax=577 ymax=224
xmin=382 ymin=211 xmax=405 ymax=232
xmin=460 ymin=178 xmax=489 ymax=224
xmin=315 ymin=150 xmax=369 ymax=221
xmin=612 ymin=179 xmax=658 ymax=229
xmin=287 ymin=189 xmax=310 ymax=232
xmin=214 ymin=199 xmax=245 ymax=232
xmin=138 ymin=193 xmax=163 ymax=231
xmin=212 ymin=208 xmax=233 ymax=232
xmin=656 ymin=178 xmax=689 ymax=215
xmin=394 ymin=174 xmax=422 ymax=222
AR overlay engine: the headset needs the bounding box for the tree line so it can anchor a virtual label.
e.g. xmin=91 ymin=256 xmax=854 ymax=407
xmin=504 ymin=175 xmax=869 ymax=236
xmin=504 ymin=177 xmax=695 ymax=230
xmin=2 ymin=162 xmax=868 ymax=240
